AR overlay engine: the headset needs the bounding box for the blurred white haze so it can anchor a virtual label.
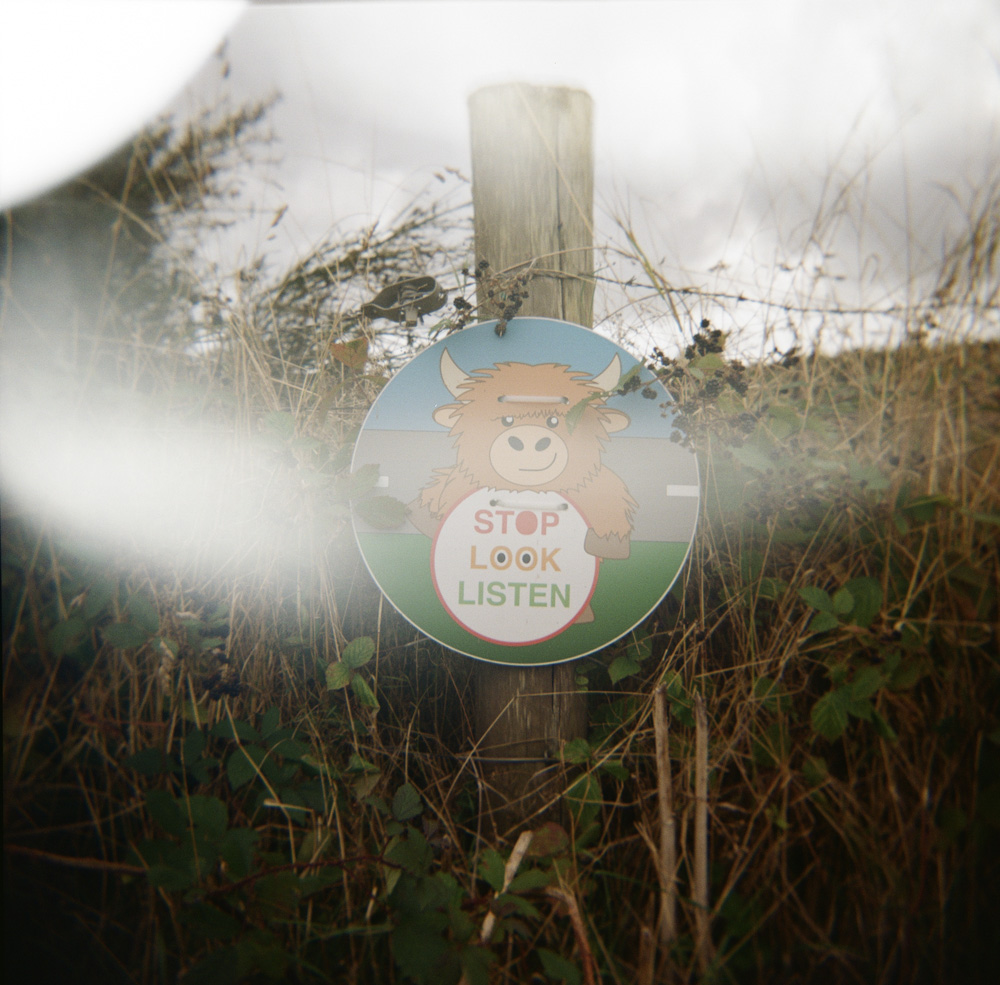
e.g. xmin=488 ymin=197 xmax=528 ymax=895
xmin=173 ymin=0 xmax=1000 ymax=350
xmin=1 ymin=0 xmax=998 ymax=567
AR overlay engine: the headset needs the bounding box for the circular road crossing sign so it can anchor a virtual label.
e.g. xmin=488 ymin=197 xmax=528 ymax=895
xmin=351 ymin=317 xmax=699 ymax=666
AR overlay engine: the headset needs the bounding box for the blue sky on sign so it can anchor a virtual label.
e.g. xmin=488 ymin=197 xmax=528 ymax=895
xmin=358 ymin=319 xmax=672 ymax=435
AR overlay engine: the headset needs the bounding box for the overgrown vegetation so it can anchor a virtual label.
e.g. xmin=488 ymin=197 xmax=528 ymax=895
xmin=2 ymin=92 xmax=998 ymax=985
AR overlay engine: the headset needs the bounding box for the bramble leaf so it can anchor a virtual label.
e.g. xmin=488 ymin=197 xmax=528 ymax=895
xmin=392 ymin=782 xmax=423 ymax=822
xmin=343 ymin=636 xmax=375 ymax=668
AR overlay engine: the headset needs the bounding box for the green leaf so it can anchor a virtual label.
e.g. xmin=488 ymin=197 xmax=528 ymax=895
xmin=211 ymin=719 xmax=261 ymax=743
xmin=851 ymin=665 xmax=884 ymax=701
xmin=460 ymin=946 xmax=496 ymax=985
xmin=871 ymin=709 xmax=898 ymax=741
xmin=347 ymin=463 xmax=381 ymax=498
xmin=102 ymin=621 xmax=151 ymax=649
xmin=754 ymin=676 xmax=792 ymax=713
xmin=900 ymin=493 xmax=951 ymax=523
xmin=391 ymin=910 xmax=451 ymax=984
xmin=219 ymin=827 xmax=258 ymax=878
xmin=811 ymin=689 xmax=850 ymax=740
xmin=757 ymin=577 xmax=788 ymax=600
xmin=967 ymin=510 xmax=1000 ymax=528
xmin=845 ymin=695 xmax=873 ymax=721
xmin=351 ymin=675 xmax=380 ymax=711
xmin=236 ymin=930 xmax=291 ymax=981
xmin=48 ymin=616 xmax=87 ymax=657
xmin=82 ymin=579 xmax=115 ymax=620
xmin=600 ymin=759 xmax=630 ymax=782
xmin=186 ymin=795 xmax=228 ymax=839
xmin=888 ymin=655 xmax=927 ymax=691
xmin=732 ymin=445 xmax=772 ymax=473
xmin=145 ymin=789 xmax=186 ymax=837
xmin=392 ymin=782 xmax=423 ymax=822
xmin=180 ymin=903 xmax=240 ymax=943
xmin=564 ymin=394 xmax=598 ymax=435
xmin=509 ymin=868 xmax=552 ymax=892
xmin=126 ymin=592 xmax=160 ymax=636
xmin=808 ymin=611 xmax=840 ymax=634
xmin=538 ymin=947 xmax=582 ymax=985
xmin=262 ymin=409 xmax=296 ymax=438
xmin=562 ymin=738 xmax=590 ymax=764
xmin=226 ymin=745 xmax=265 ymax=790
xmin=342 ymin=636 xmax=376 ymax=668
xmin=798 ymin=586 xmax=834 ymax=613
xmin=125 ymin=746 xmax=177 ymax=776
xmin=260 ymin=706 xmax=281 ymax=738
xmin=526 ymin=823 xmax=570 ymax=859
xmin=843 ymin=577 xmax=883 ymax=628
xmin=849 ymin=461 xmax=889 ymax=491
xmin=268 ymin=737 xmax=310 ymax=760
xmin=181 ymin=729 xmax=206 ymax=764
xmin=802 ymin=756 xmax=828 ymax=786
xmin=608 ymin=653 xmax=640 ymax=684
xmin=355 ymin=495 xmax=408 ymax=529
xmin=625 ymin=633 xmax=653 ymax=662
xmin=565 ymin=773 xmax=601 ymax=830
xmin=348 ymin=753 xmax=379 ymax=774
xmin=147 ymin=862 xmax=197 ymax=892
xmin=832 ymin=587 xmax=855 ymax=615
xmin=385 ymin=827 xmax=432 ymax=876
xmin=690 ymin=352 xmax=726 ymax=372
xmin=326 ymin=661 xmax=353 ymax=690
xmin=478 ymin=848 xmax=506 ymax=891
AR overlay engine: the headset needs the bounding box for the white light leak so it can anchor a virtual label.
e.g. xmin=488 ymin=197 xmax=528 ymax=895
xmin=0 ymin=376 xmax=319 ymax=571
xmin=0 ymin=0 xmax=246 ymax=208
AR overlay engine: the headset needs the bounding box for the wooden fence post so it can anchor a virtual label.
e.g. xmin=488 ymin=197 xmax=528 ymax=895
xmin=467 ymin=83 xmax=594 ymax=834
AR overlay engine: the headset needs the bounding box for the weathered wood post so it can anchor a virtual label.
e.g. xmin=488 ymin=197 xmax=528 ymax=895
xmin=468 ymin=83 xmax=594 ymax=832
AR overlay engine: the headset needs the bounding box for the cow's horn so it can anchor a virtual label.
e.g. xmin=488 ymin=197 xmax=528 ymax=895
xmin=591 ymin=354 xmax=622 ymax=393
xmin=440 ymin=348 xmax=471 ymax=397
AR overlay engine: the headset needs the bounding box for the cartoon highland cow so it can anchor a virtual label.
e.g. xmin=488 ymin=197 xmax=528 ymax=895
xmin=407 ymin=349 xmax=637 ymax=563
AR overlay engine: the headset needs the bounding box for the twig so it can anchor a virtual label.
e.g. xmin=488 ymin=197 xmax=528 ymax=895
xmin=637 ymin=925 xmax=656 ymax=985
xmin=5 ymin=843 xmax=144 ymax=875
xmin=653 ymin=686 xmax=677 ymax=951
xmin=545 ymin=886 xmax=597 ymax=985
xmin=694 ymin=690 xmax=715 ymax=973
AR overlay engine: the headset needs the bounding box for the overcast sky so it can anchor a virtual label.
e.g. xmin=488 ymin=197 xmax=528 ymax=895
xmin=3 ymin=0 xmax=998 ymax=350
xmin=164 ymin=0 xmax=999 ymax=334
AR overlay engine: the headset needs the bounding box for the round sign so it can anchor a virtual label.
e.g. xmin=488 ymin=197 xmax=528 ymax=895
xmin=351 ymin=317 xmax=699 ymax=666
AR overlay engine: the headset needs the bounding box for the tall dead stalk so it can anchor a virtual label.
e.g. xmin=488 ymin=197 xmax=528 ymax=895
xmin=653 ymin=686 xmax=677 ymax=950
xmin=694 ymin=690 xmax=714 ymax=973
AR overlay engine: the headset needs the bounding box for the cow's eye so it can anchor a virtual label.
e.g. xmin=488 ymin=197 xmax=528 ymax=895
xmin=501 ymin=415 xmax=514 ymax=427
xmin=546 ymin=415 xmax=560 ymax=429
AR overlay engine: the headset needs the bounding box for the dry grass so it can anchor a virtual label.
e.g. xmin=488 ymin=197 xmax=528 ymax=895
xmin=2 ymin=123 xmax=998 ymax=985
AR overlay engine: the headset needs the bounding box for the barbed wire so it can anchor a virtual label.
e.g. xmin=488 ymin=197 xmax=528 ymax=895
xmin=591 ymin=273 xmax=999 ymax=319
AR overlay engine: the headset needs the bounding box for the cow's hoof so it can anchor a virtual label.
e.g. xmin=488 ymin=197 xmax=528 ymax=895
xmin=406 ymin=499 xmax=442 ymax=538
xmin=584 ymin=528 xmax=630 ymax=559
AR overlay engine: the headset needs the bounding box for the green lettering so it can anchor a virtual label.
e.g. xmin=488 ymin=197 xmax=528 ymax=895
xmin=551 ymin=584 xmax=571 ymax=608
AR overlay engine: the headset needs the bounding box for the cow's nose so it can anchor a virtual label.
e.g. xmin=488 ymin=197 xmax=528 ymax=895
xmin=535 ymin=437 xmax=551 ymax=452
xmin=508 ymin=436 xmax=524 ymax=451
